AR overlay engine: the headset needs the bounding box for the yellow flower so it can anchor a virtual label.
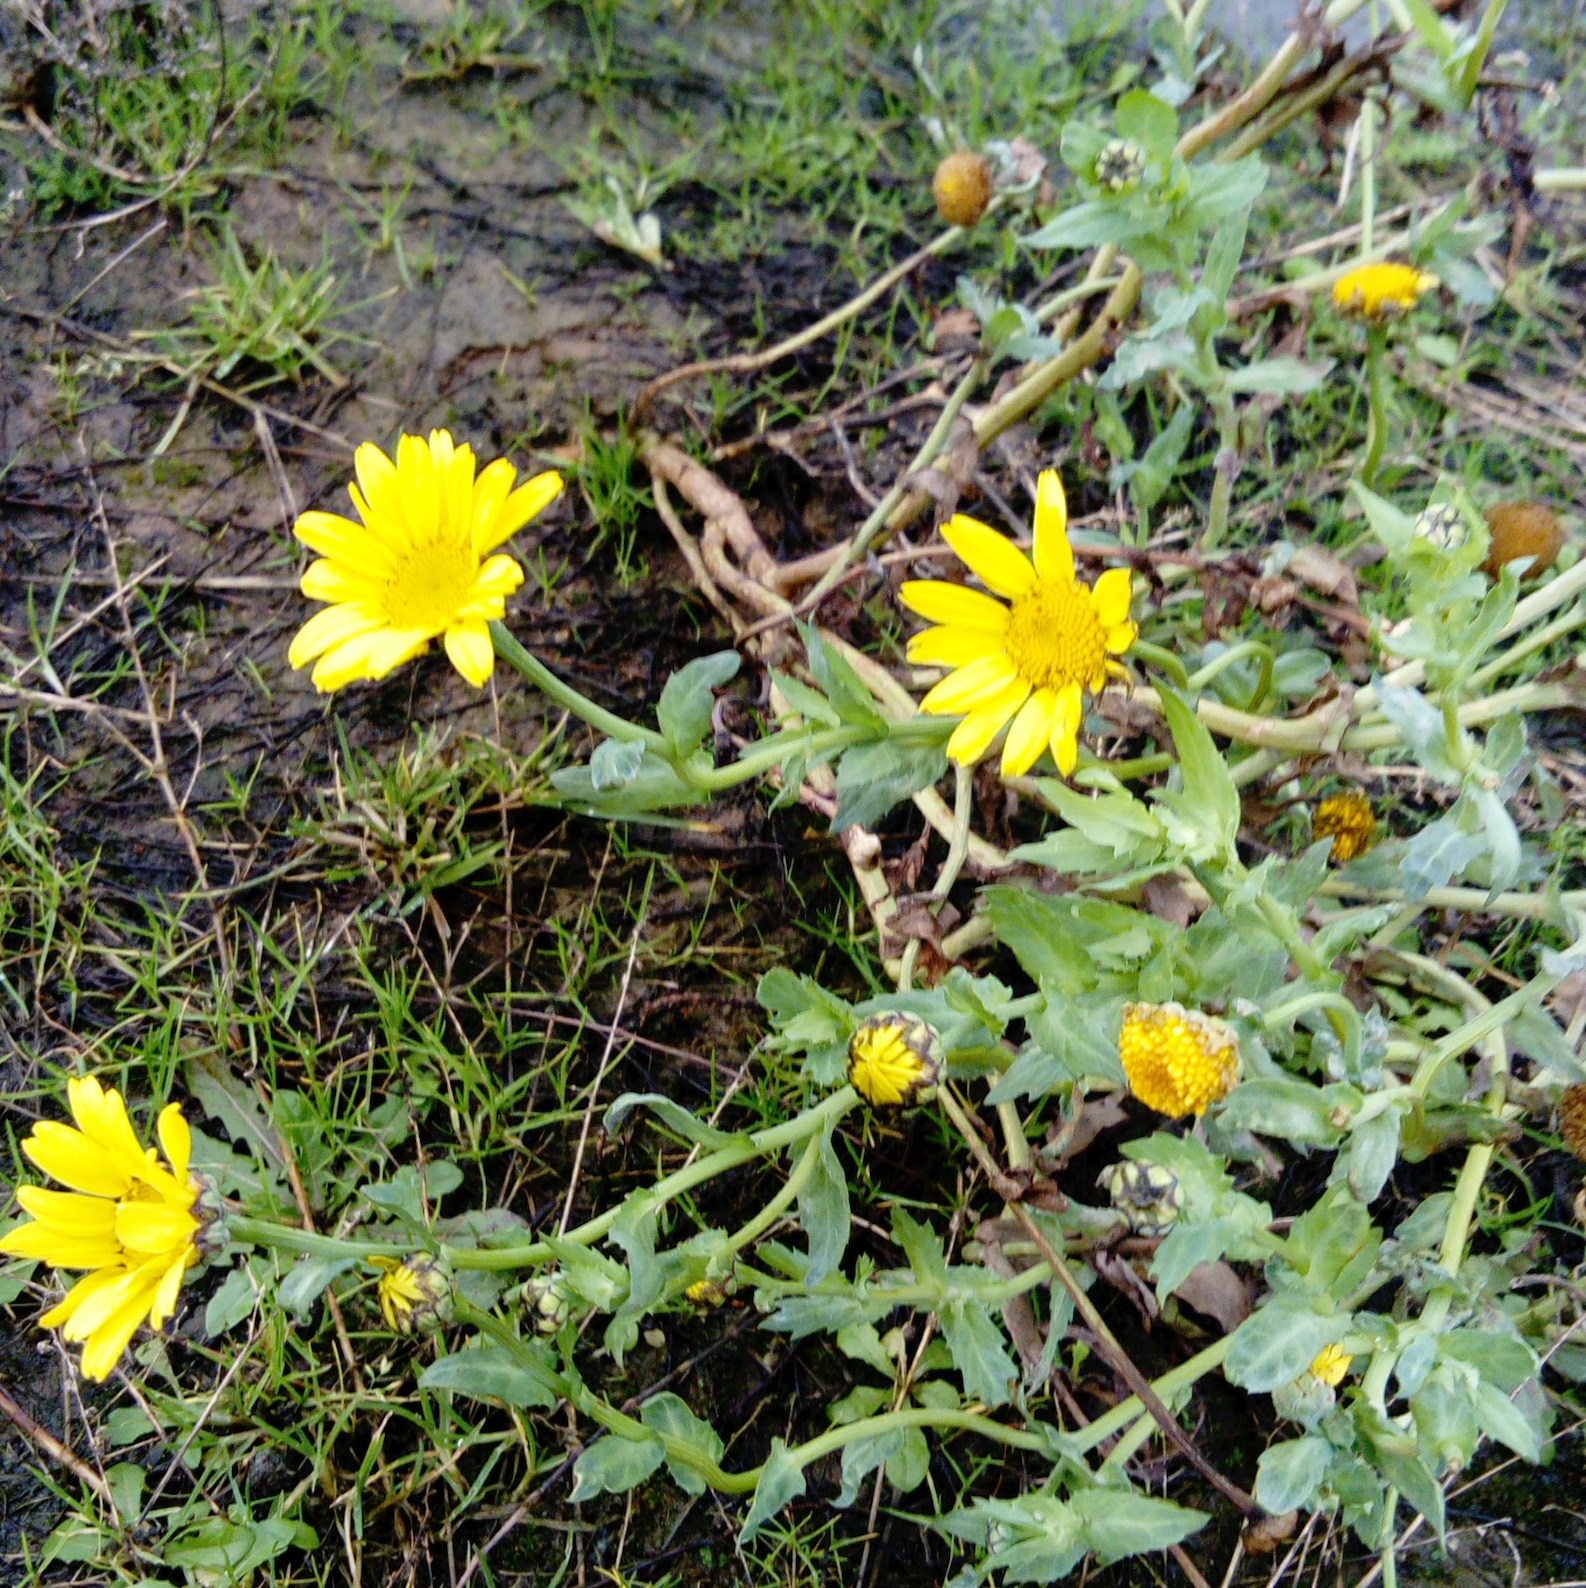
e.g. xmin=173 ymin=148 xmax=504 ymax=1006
xmin=0 ymin=1077 xmax=201 ymax=1381
xmin=1330 ymin=262 xmax=1438 ymax=324
xmin=288 ymin=429 xmax=562 ymax=692
xmin=1314 ymin=790 xmax=1376 ymax=863
xmin=371 ymin=1253 xmax=453 ymax=1334
xmin=1119 ymin=1002 xmax=1240 ymax=1118
xmin=1310 ymin=1343 xmax=1353 ymax=1387
xmin=848 ymin=1014 xmax=942 ymax=1108
xmin=902 ymin=471 xmax=1136 ymax=776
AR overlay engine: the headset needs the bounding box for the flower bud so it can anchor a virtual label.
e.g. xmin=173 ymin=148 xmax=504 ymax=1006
xmin=191 ymin=1173 xmax=231 ymax=1260
xmin=524 ymin=1271 xmax=572 ymax=1336
xmin=847 ymin=1013 xmax=943 ymax=1108
xmin=1098 ymin=1160 xmax=1183 ymax=1236
xmin=1094 ymin=138 xmax=1147 ymax=193
xmin=1271 ymin=1372 xmax=1336 ymax=1427
xmin=932 ymin=151 xmax=994 ymax=228
xmin=685 ymin=1276 xmax=737 ymax=1308
xmin=1413 ymin=502 xmax=1466 ymax=551
xmin=372 ymin=1253 xmax=453 ymax=1335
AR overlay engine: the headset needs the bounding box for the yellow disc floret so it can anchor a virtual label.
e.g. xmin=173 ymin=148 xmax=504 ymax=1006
xmin=1331 ymin=262 xmax=1438 ymax=324
xmin=1119 ymin=1002 xmax=1240 ymax=1118
xmin=901 ymin=469 xmax=1137 ymax=777
xmin=1314 ymin=790 xmax=1377 ymax=863
xmin=848 ymin=1014 xmax=943 ymax=1108
xmin=1310 ymin=1343 xmax=1353 ymax=1387
xmin=288 ymin=429 xmax=563 ymax=692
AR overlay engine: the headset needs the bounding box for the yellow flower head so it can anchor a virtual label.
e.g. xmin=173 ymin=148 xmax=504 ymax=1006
xmin=902 ymin=471 xmax=1136 ymax=777
xmin=848 ymin=1014 xmax=943 ymax=1108
xmin=685 ymin=1277 xmax=737 ymax=1308
xmin=288 ymin=429 xmax=562 ymax=693
xmin=1314 ymin=790 xmax=1376 ymax=863
xmin=1120 ymin=1001 xmax=1240 ymax=1117
xmin=371 ymin=1253 xmax=453 ymax=1334
xmin=0 ymin=1078 xmax=201 ymax=1381
xmin=1310 ymin=1343 xmax=1353 ymax=1387
xmin=932 ymin=150 xmax=994 ymax=228
xmin=1330 ymin=262 xmax=1438 ymax=324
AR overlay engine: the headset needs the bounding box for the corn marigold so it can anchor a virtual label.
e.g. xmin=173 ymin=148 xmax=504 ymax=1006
xmin=371 ymin=1252 xmax=453 ymax=1334
xmin=1119 ymin=1002 xmax=1240 ymax=1118
xmin=902 ymin=470 xmax=1137 ymax=776
xmin=1314 ymin=790 xmax=1377 ymax=863
xmin=847 ymin=1014 xmax=942 ymax=1108
xmin=1330 ymin=262 xmax=1438 ymax=324
xmin=1310 ymin=1343 xmax=1353 ymax=1387
xmin=0 ymin=1078 xmax=203 ymax=1381
xmin=288 ymin=429 xmax=562 ymax=692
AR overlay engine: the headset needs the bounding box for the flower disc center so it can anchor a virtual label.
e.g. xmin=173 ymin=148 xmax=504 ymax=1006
xmin=1004 ymin=579 xmax=1107 ymax=692
xmin=384 ymin=539 xmax=476 ymax=632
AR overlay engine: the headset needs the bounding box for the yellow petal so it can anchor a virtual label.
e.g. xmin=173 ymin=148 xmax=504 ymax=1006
xmin=468 ymin=458 xmax=517 ymax=549
xmin=468 ymin=554 xmax=525 ymax=603
xmin=900 ymin=580 xmax=1011 ymax=632
xmin=59 ymin=1264 xmax=146 ymax=1340
xmin=68 ymin=1078 xmax=145 ymax=1169
xmin=15 ymin=1187 xmax=117 ymax=1234
xmin=1050 ymin=683 xmax=1083 ymax=776
xmin=395 ymin=433 xmax=440 ymax=538
xmin=354 ymin=441 xmax=404 ymax=534
xmin=920 ymin=654 xmax=1021 ymax=715
xmin=1001 ymin=689 xmax=1059 ymax=778
xmin=1091 ymin=567 xmax=1134 ymax=628
xmin=905 ymin=626 xmax=1003 ymax=668
xmin=478 ymin=470 xmax=563 ymax=556
xmin=1106 ymin=620 xmax=1138 ymax=656
xmin=293 ymin=510 xmax=395 ymax=570
xmin=1032 ymin=471 xmax=1073 ymax=584
xmin=443 ymin=438 xmax=477 ymax=539
xmin=366 ymin=628 xmax=434 ymax=679
xmin=147 ymin=1251 xmax=191 ymax=1330
xmin=40 ymin=1266 xmax=127 ymax=1329
xmin=0 ymin=1223 xmax=124 ymax=1267
xmin=24 ymin=1122 xmax=132 ymax=1198
xmin=78 ymin=1269 xmax=165 ymax=1381
xmin=115 ymin=1201 xmax=197 ymax=1258
xmin=941 ymin=514 xmax=1037 ymax=600
xmin=288 ymin=603 xmax=384 ymax=670
xmin=157 ymin=1106 xmax=191 ymax=1182
xmin=443 ymin=621 xmax=495 ymax=687
xmin=428 ymin=428 xmax=455 ymax=473
xmin=300 ymin=560 xmax=380 ymax=605
xmin=310 ymin=626 xmax=428 ymax=692
xmin=946 ymin=677 xmax=1031 ymax=765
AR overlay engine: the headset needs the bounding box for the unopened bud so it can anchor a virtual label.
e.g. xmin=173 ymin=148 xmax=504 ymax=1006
xmin=1094 ymin=138 xmax=1147 ymax=192
xmin=1099 ymin=1160 xmax=1183 ymax=1236
xmin=524 ymin=1271 xmax=572 ymax=1336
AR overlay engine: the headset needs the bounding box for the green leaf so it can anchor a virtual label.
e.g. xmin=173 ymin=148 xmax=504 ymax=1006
xmin=1127 ymin=403 xmax=1194 ymax=513
xmin=657 ymin=651 xmax=740 ymax=757
xmin=1256 ymin=1437 xmax=1332 ymax=1513
xmin=1150 ymin=685 xmax=1240 ymax=863
xmin=590 ymin=736 xmax=647 ymax=791
xmin=1225 ymin=1297 xmax=1347 ymax=1392
xmin=604 ymin=1093 xmax=749 ymax=1150
xmin=893 ymin=1206 xmax=949 ymax=1288
xmin=277 ymin=1255 xmax=355 ymax=1321
xmin=1372 ymin=679 xmax=1463 ymax=783
xmin=738 ymin=1437 xmax=809 ymax=1542
xmin=1347 ymin=1107 xmax=1401 ymax=1202
xmin=550 ymin=751 xmax=703 ymax=817
xmin=569 ymin=1429 xmax=666 ymax=1503
xmin=1400 ymin=810 xmax=1487 ymax=901
xmin=941 ymin=1293 xmax=1018 ymax=1409
xmin=1350 ymin=483 xmax=1416 ymax=558
xmin=1222 ymin=356 xmax=1333 ymax=395
xmin=833 ymin=739 xmax=947 ymax=831
xmin=1439 ymin=1329 xmax=1537 ymax=1393
xmin=1470 ymin=1377 xmax=1541 ymax=1462
xmin=1200 ymin=207 xmax=1248 ymax=308
xmin=1114 ymin=89 xmax=1179 ymax=162
xmin=1072 ymin=1486 xmax=1208 ymax=1566
xmin=204 ymin=1265 xmax=257 ymax=1337
xmin=1214 ymin=1075 xmax=1342 ymax=1147
xmin=420 ymin=1341 xmax=562 ymax=1409
xmin=798 ymin=1122 xmax=851 ymax=1285
xmin=1023 ymin=199 xmax=1145 ymax=252
xmin=772 ymin=669 xmax=842 ymax=727
xmin=106 ymin=1461 xmax=146 ymax=1525
xmin=798 ymin=623 xmax=885 ymax=732
xmin=641 ymin=1393 xmax=726 ymax=1496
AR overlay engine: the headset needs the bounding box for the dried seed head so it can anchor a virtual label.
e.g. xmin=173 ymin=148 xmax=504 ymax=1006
xmin=932 ymin=151 xmax=994 ymax=228
xmin=1094 ymin=138 xmax=1147 ymax=192
xmin=847 ymin=1014 xmax=943 ymax=1108
xmin=1098 ymin=1160 xmax=1183 ymax=1235
xmin=1484 ymin=501 xmax=1564 ymax=581
xmin=1314 ymin=790 xmax=1377 ymax=863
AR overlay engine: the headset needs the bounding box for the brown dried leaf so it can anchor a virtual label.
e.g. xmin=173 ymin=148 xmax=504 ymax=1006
xmin=1287 ymin=543 xmax=1359 ymax=606
xmin=1174 ymin=1260 xmax=1252 ymax=1333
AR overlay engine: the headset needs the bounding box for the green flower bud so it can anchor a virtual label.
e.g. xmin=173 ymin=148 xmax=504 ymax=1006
xmin=1094 ymin=138 xmax=1147 ymax=193
xmin=1098 ymin=1160 xmax=1183 ymax=1236
xmin=524 ymin=1271 xmax=572 ymax=1335
xmin=1414 ymin=502 xmax=1466 ymax=550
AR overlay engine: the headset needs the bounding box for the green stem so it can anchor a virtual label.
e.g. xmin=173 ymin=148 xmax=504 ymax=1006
xmin=1072 ymin=1338 xmax=1232 ymax=1453
xmin=1202 ymin=391 xmax=1240 ymax=550
xmin=715 ymin=1128 xmax=824 ymax=1265
xmin=1185 ymin=639 xmax=1275 ymax=714
xmin=1362 ymin=325 xmax=1389 ymax=488
xmin=490 ymin=622 xmax=668 ymax=751
xmin=1130 ymin=640 xmax=1191 ymax=690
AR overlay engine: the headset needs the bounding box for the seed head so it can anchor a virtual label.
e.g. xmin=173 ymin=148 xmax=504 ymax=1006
xmin=933 ymin=151 xmax=994 ymax=228
xmin=524 ymin=1271 xmax=572 ymax=1336
xmin=1119 ymin=1002 xmax=1240 ymax=1117
xmin=372 ymin=1253 xmax=453 ymax=1335
xmin=847 ymin=1014 xmax=943 ymax=1108
xmin=1314 ymin=790 xmax=1377 ymax=863
xmin=1094 ymin=138 xmax=1147 ymax=193
xmin=1098 ymin=1160 xmax=1183 ymax=1235
xmin=1414 ymin=502 xmax=1467 ymax=551
xmin=1484 ymin=501 xmax=1564 ymax=581
xmin=1560 ymin=1084 xmax=1586 ymax=1164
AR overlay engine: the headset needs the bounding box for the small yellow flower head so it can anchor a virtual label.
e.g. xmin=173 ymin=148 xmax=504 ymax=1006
xmin=902 ymin=470 xmax=1137 ymax=776
xmin=371 ymin=1253 xmax=453 ymax=1335
xmin=685 ymin=1277 xmax=737 ymax=1309
xmin=288 ymin=429 xmax=563 ymax=693
xmin=524 ymin=1271 xmax=572 ymax=1335
xmin=1094 ymin=138 xmax=1147 ymax=193
xmin=1314 ymin=790 xmax=1377 ymax=863
xmin=1119 ymin=1002 xmax=1240 ymax=1118
xmin=1414 ymin=503 xmax=1467 ymax=552
xmin=1310 ymin=1343 xmax=1353 ymax=1387
xmin=847 ymin=1014 xmax=943 ymax=1108
xmin=1330 ymin=262 xmax=1438 ymax=325
xmin=0 ymin=1078 xmax=203 ymax=1381
xmin=932 ymin=151 xmax=994 ymax=228
xmin=1098 ymin=1160 xmax=1183 ymax=1236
